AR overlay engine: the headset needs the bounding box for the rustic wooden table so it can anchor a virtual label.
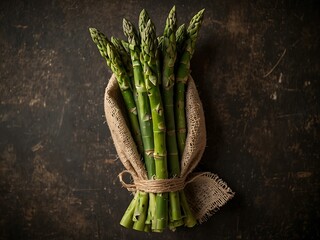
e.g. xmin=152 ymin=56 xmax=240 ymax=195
xmin=1 ymin=0 xmax=319 ymax=239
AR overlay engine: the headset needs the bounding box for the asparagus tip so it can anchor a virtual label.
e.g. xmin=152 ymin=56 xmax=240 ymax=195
xmin=140 ymin=9 xmax=147 ymax=15
xmin=123 ymin=17 xmax=128 ymax=26
xmin=139 ymin=8 xmax=151 ymax=34
xmin=88 ymin=27 xmax=96 ymax=35
xmin=123 ymin=18 xmax=130 ymax=34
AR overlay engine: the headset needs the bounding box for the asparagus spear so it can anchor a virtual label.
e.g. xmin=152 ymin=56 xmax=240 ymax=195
xmin=119 ymin=192 xmax=138 ymax=228
xmin=175 ymin=9 xmax=205 ymax=158
xmin=140 ymin=15 xmax=168 ymax=231
xmin=176 ymin=24 xmax=187 ymax=56
xmin=123 ymin=18 xmax=157 ymax=231
xmin=174 ymin=9 xmax=205 ymax=228
xmin=157 ymin=35 xmax=164 ymax=86
xmin=132 ymin=191 xmax=149 ymax=231
xmin=121 ymin=40 xmax=130 ymax=55
xmin=89 ymin=28 xmax=144 ymax=155
xmin=139 ymin=9 xmax=150 ymax=34
xmin=110 ymin=36 xmax=133 ymax=80
xmin=160 ymin=6 xmax=184 ymax=226
xmin=123 ymin=18 xmax=155 ymax=182
xmin=157 ymin=35 xmax=164 ymax=48
xmin=139 ymin=9 xmax=160 ymax=85
xmin=110 ymin=36 xmax=139 ymax=105
xmin=139 ymin=9 xmax=162 ymax=86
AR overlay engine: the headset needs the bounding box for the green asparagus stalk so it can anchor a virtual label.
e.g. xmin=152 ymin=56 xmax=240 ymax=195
xmin=123 ymin=18 xmax=155 ymax=182
xmin=89 ymin=28 xmax=112 ymax=66
xmin=161 ymin=6 xmax=183 ymax=227
xmin=119 ymin=192 xmax=138 ymax=228
xmin=176 ymin=24 xmax=187 ymax=56
xmin=174 ymin=9 xmax=205 ymax=228
xmin=111 ymin=36 xmax=133 ymax=80
xmin=140 ymin=15 xmax=168 ymax=231
xmin=121 ymin=40 xmax=130 ymax=54
xmin=139 ymin=9 xmax=150 ymax=34
xmin=157 ymin=36 xmax=164 ymax=84
xmin=175 ymin=9 xmax=205 ymax=158
xmin=157 ymin=36 xmax=164 ymax=48
xmin=89 ymin=28 xmax=144 ymax=155
xmin=175 ymin=23 xmax=196 ymax=228
xmin=132 ymin=191 xmax=149 ymax=231
xmin=123 ymin=18 xmax=157 ymax=231
xmin=156 ymin=40 xmax=162 ymax=87
xmin=111 ymin=36 xmax=138 ymax=106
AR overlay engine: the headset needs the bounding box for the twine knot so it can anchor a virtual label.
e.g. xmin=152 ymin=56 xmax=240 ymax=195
xmin=118 ymin=170 xmax=209 ymax=193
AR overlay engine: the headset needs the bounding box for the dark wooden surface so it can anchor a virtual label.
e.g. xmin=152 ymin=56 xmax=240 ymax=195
xmin=1 ymin=0 xmax=319 ymax=239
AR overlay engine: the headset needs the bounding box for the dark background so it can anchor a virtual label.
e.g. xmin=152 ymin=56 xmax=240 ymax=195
xmin=0 ymin=0 xmax=319 ymax=239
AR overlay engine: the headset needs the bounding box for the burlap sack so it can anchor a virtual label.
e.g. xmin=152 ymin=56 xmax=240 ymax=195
xmin=104 ymin=74 xmax=234 ymax=223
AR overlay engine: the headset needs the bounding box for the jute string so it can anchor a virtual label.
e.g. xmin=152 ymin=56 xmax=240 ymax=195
xmin=118 ymin=170 xmax=210 ymax=193
xmin=104 ymin=74 xmax=234 ymax=223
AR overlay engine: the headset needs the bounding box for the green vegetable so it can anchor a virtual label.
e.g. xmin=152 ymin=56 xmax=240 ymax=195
xmin=160 ymin=6 xmax=184 ymax=227
xmin=89 ymin=28 xmax=144 ymax=155
xmin=123 ymin=17 xmax=157 ymax=230
xmin=110 ymin=36 xmax=133 ymax=80
xmin=140 ymin=15 xmax=168 ymax=231
xmin=176 ymin=24 xmax=187 ymax=56
xmin=174 ymin=10 xmax=205 ymax=227
xmin=175 ymin=9 xmax=205 ymax=158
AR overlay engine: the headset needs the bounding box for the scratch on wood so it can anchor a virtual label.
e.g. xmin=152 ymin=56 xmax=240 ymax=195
xmin=56 ymin=104 xmax=65 ymax=136
xmin=71 ymin=188 xmax=103 ymax=192
xmin=296 ymin=171 xmax=312 ymax=178
xmin=32 ymin=142 xmax=43 ymax=152
xmin=105 ymin=159 xmax=117 ymax=164
xmin=263 ymin=49 xmax=287 ymax=78
xmin=276 ymin=113 xmax=304 ymax=119
xmin=13 ymin=24 xmax=28 ymax=29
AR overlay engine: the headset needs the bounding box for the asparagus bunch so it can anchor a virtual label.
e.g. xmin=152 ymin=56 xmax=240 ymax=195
xmin=89 ymin=6 xmax=205 ymax=232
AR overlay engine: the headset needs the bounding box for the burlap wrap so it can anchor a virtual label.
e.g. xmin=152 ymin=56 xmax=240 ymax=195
xmin=104 ymin=74 xmax=234 ymax=223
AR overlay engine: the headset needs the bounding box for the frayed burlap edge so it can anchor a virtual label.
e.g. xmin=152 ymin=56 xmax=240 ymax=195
xmin=185 ymin=172 xmax=234 ymax=223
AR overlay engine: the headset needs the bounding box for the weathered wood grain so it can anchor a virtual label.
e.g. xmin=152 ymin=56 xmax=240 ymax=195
xmin=0 ymin=0 xmax=319 ymax=239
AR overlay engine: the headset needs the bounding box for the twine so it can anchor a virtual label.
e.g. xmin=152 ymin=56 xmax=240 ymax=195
xmin=118 ymin=170 xmax=210 ymax=193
